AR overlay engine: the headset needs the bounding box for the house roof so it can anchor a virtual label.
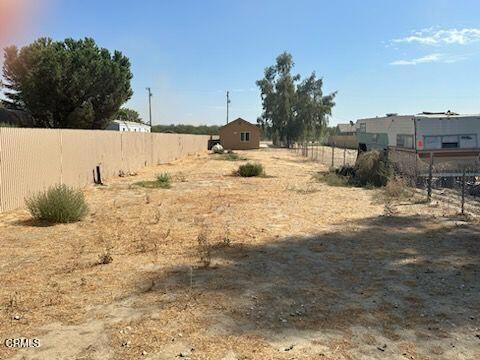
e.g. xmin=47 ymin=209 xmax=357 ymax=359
xmin=416 ymin=112 xmax=480 ymax=119
xmin=220 ymin=118 xmax=259 ymax=130
xmin=112 ymin=119 xmax=150 ymax=127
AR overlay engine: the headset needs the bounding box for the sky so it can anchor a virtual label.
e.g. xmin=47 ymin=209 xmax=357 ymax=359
xmin=1 ymin=0 xmax=480 ymax=126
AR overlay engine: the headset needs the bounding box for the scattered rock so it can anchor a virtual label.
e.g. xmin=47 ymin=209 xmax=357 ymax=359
xmin=284 ymin=344 xmax=294 ymax=351
xmin=376 ymin=344 xmax=387 ymax=352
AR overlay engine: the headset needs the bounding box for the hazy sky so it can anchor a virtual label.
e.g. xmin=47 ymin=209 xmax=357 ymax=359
xmin=1 ymin=0 xmax=480 ymax=126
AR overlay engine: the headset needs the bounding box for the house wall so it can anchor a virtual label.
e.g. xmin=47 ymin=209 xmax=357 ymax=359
xmin=0 ymin=128 xmax=208 ymax=213
xmin=219 ymin=122 xmax=260 ymax=150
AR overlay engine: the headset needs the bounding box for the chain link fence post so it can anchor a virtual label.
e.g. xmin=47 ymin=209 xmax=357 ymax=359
xmin=427 ymin=152 xmax=434 ymax=202
xmin=331 ymin=144 xmax=335 ymax=168
xmin=461 ymin=168 xmax=466 ymax=215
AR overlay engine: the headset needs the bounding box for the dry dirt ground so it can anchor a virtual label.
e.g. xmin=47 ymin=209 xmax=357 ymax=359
xmin=0 ymin=148 xmax=479 ymax=360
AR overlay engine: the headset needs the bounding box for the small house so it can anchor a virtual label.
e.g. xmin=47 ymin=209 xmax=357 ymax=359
xmin=219 ymin=118 xmax=260 ymax=150
xmin=328 ymin=122 xmax=358 ymax=149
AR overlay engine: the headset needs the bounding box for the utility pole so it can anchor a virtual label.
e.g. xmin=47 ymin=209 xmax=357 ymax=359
xmin=226 ymin=90 xmax=230 ymax=124
xmin=146 ymin=87 xmax=152 ymax=127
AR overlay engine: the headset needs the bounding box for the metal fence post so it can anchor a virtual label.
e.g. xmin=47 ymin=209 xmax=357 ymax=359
xmin=331 ymin=145 xmax=335 ymax=168
xmin=427 ymin=152 xmax=433 ymax=202
xmin=461 ymin=168 xmax=466 ymax=215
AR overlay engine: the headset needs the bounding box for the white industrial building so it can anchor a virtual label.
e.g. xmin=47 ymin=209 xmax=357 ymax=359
xmin=106 ymin=120 xmax=151 ymax=133
xmin=356 ymin=112 xmax=480 ymax=156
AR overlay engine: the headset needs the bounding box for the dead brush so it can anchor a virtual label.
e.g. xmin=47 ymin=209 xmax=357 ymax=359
xmin=222 ymin=223 xmax=231 ymax=247
xmin=197 ymin=225 xmax=211 ymax=268
xmin=98 ymin=251 xmax=113 ymax=265
xmin=384 ymin=176 xmax=410 ymax=199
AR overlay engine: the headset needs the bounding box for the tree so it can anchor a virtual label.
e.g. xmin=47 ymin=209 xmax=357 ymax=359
xmin=2 ymin=37 xmax=133 ymax=129
xmin=256 ymin=52 xmax=336 ymax=146
xmin=115 ymin=108 xmax=143 ymax=123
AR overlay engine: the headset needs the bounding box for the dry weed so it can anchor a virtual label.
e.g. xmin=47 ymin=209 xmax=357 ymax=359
xmin=197 ymin=225 xmax=211 ymax=268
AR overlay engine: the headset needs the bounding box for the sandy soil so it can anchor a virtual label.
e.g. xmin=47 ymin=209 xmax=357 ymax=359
xmin=0 ymin=148 xmax=479 ymax=359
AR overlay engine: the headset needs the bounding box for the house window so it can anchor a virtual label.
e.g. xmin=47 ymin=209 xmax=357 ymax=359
xmin=441 ymin=135 xmax=459 ymax=149
xmin=423 ymin=135 xmax=477 ymax=149
xmin=359 ymin=123 xmax=366 ymax=133
xmin=240 ymin=131 xmax=250 ymax=142
xmin=396 ymin=134 xmax=414 ymax=149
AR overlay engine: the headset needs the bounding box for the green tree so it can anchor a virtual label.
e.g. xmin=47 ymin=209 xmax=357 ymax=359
xmin=2 ymin=37 xmax=132 ymax=129
xmin=115 ymin=107 xmax=143 ymax=123
xmin=256 ymin=52 xmax=336 ymax=146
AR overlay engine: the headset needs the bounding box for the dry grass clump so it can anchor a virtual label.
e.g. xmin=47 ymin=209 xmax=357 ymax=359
xmin=134 ymin=172 xmax=171 ymax=189
xmin=384 ymin=176 xmax=410 ymax=199
xmin=217 ymin=151 xmax=247 ymax=161
xmin=355 ymin=150 xmax=391 ymax=187
xmin=314 ymin=172 xmax=350 ymax=187
xmin=197 ymin=226 xmax=211 ymax=268
xmin=98 ymin=251 xmax=113 ymax=265
xmin=25 ymin=184 xmax=88 ymax=223
xmin=235 ymin=162 xmax=264 ymax=177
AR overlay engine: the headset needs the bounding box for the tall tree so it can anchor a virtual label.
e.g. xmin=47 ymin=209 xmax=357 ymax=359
xmin=115 ymin=107 xmax=143 ymax=123
xmin=256 ymin=52 xmax=336 ymax=146
xmin=2 ymin=37 xmax=133 ymax=129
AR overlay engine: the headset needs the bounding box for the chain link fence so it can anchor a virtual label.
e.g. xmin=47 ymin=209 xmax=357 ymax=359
xmin=293 ymin=142 xmax=357 ymax=168
xmin=389 ymin=148 xmax=480 ymax=215
xmin=290 ymin=143 xmax=480 ymax=216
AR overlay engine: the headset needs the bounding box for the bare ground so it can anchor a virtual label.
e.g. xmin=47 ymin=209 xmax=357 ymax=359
xmin=0 ymin=148 xmax=479 ymax=359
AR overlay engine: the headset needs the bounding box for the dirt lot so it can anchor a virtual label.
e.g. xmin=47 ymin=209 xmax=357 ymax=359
xmin=0 ymin=148 xmax=479 ymax=359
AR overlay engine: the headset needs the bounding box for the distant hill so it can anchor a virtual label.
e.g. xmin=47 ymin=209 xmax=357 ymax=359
xmin=152 ymin=124 xmax=220 ymax=135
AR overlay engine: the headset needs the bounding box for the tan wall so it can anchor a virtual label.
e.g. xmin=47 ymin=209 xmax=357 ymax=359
xmin=219 ymin=124 xmax=260 ymax=150
xmin=0 ymin=128 xmax=208 ymax=213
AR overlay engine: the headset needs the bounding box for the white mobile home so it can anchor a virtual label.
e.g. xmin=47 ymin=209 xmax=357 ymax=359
xmin=106 ymin=120 xmax=151 ymax=133
xmin=356 ymin=112 xmax=480 ymax=162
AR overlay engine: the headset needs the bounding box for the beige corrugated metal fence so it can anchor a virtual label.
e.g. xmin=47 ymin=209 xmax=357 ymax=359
xmin=0 ymin=128 xmax=208 ymax=213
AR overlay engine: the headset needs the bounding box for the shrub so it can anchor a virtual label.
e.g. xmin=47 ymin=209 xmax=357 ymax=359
xmin=26 ymin=184 xmax=88 ymax=223
xmin=354 ymin=150 xmax=391 ymax=187
xmin=315 ymin=172 xmax=350 ymax=187
xmin=237 ymin=162 xmax=264 ymax=177
xmin=215 ymin=151 xmax=247 ymax=161
xmin=135 ymin=172 xmax=171 ymax=188
xmin=336 ymin=165 xmax=356 ymax=177
xmin=384 ymin=176 xmax=409 ymax=199
xmin=155 ymin=173 xmax=171 ymax=187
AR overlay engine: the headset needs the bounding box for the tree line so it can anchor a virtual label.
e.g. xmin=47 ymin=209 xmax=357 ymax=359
xmin=1 ymin=38 xmax=337 ymax=138
xmin=152 ymin=124 xmax=219 ymax=135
